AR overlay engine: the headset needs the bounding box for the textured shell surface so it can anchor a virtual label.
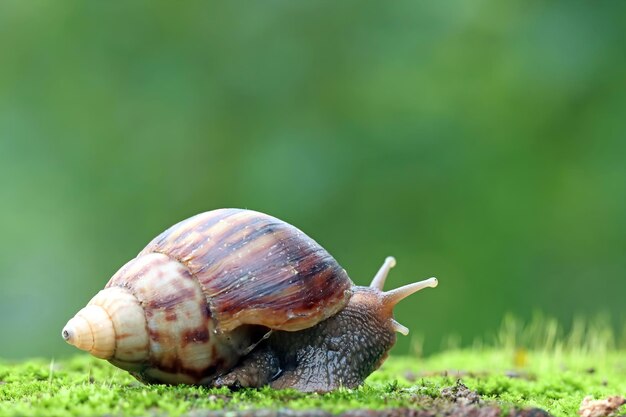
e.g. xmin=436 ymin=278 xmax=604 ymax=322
xmin=101 ymin=208 xmax=353 ymax=384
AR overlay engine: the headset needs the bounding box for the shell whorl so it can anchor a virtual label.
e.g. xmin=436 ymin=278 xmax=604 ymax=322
xmin=63 ymin=209 xmax=353 ymax=384
xmin=62 ymin=285 xmax=148 ymax=360
xmin=106 ymin=253 xmax=245 ymax=384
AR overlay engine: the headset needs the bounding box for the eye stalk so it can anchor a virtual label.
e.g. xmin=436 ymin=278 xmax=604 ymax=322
xmin=383 ymin=277 xmax=438 ymax=308
xmin=370 ymin=256 xmax=397 ymax=290
xmin=369 ymin=256 xmax=439 ymax=335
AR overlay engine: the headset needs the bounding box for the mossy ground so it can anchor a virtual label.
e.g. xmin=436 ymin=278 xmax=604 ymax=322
xmin=1 ymin=348 xmax=624 ymax=417
xmin=2 ymin=316 xmax=625 ymax=417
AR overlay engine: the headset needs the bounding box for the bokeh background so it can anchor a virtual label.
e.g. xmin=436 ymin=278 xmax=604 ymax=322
xmin=1 ymin=1 xmax=625 ymax=360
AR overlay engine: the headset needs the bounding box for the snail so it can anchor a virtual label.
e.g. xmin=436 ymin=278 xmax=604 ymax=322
xmin=62 ymin=209 xmax=438 ymax=392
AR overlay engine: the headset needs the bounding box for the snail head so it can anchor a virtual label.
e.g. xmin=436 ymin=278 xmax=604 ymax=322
xmin=272 ymin=256 xmax=438 ymax=391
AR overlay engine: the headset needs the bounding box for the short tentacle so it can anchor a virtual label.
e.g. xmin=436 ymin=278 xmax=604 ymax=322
xmin=390 ymin=319 xmax=409 ymax=336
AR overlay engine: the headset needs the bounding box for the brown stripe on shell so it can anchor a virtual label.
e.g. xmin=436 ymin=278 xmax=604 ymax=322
xmin=105 ymin=253 xmax=244 ymax=383
xmin=182 ymin=328 xmax=210 ymax=347
xmin=139 ymin=209 xmax=353 ymax=333
xmin=149 ymin=209 xmax=241 ymax=255
xmin=130 ymin=326 xmax=247 ymax=385
xmin=206 ymin=232 xmax=352 ymax=332
xmin=141 ymin=209 xmax=251 ymax=265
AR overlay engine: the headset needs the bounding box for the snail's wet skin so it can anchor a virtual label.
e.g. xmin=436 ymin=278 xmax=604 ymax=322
xmin=215 ymin=287 xmax=397 ymax=392
xmin=62 ymin=208 xmax=437 ymax=392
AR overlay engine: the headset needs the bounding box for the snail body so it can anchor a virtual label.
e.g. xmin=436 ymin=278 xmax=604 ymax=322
xmin=63 ymin=209 xmax=438 ymax=392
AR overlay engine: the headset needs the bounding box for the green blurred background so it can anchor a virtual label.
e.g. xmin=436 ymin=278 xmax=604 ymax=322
xmin=1 ymin=1 xmax=625 ymax=360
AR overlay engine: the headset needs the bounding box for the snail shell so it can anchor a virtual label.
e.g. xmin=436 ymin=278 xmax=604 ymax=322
xmin=63 ymin=209 xmax=352 ymax=384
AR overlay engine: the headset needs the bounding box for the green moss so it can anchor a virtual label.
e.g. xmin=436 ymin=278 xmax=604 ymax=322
xmin=1 ymin=348 xmax=624 ymax=417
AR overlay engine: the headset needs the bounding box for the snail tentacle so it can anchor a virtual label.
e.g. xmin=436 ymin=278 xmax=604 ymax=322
xmin=383 ymin=277 xmax=438 ymax=309
xmin=369 ymin=256 xmax=396 ymax=290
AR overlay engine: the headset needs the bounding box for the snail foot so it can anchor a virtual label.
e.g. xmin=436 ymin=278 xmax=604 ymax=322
xmin=214 ymin=345 xmax=280 ymax=389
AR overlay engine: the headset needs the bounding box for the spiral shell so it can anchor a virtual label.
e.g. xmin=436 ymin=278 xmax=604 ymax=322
xmin=62 ymin=209 xmax=353 ymax=384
